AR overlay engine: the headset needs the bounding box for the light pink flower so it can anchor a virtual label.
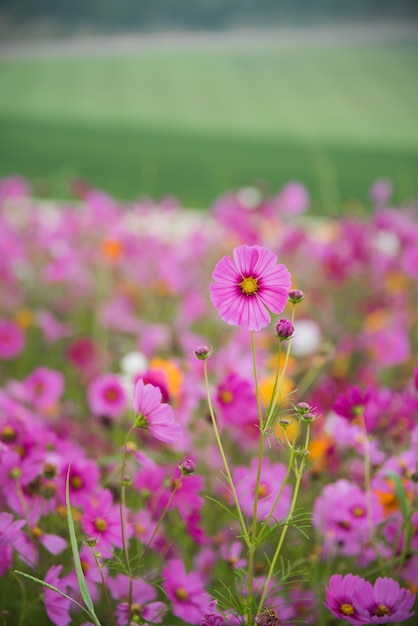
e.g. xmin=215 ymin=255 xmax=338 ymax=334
xmin=133 ymin=379 xmax=181 ymax=443
xmin=210 ymin=245 xmax=291 ymax=331
xmin=43 ymin=564 xmax=72 ymax=626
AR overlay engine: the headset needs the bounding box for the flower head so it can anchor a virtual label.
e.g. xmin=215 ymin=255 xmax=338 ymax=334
xmin=210 ymin=245 xmax=291 ymax=331
xmin=162 ymin=558 xmax=210 ymax=624
xmin=354 ymin=577 xmax=415 ymax=623
xmin=133 ymin=379 xmax=181 ymax=443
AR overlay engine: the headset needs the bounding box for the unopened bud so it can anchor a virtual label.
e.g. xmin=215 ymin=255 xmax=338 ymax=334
xmin=179 ymin=459 xmax=196 ymax=476
xmin=275 ymin=319 xmax=294 ymax=341
xmin=278 ymin=418 xmax=291 ymax=428
xmin=255 ymin=608 xmax=280 ymax=626
xmin=288 ymin=289 xmax=305 ymax=304
xmin=85 ymin=537 xmax=98 ymax=547
xmin=301 ymin=412 xmax=316 ymax=423
xmin=295 ymin=402 xmax=311 ymax=414
xmin=194 ymin=346 xmax=214 ymax=360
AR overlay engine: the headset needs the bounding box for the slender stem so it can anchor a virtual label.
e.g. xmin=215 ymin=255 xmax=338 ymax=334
xmin=92 ymin=549 xmax=116 ymax=626
xmin=120 ymin=424 xmax=135 ymax=625
xmin=140 ymin=478 xmax=182 ymax=559
xmin=247 ymin=331 xmax=267 ymax=604
xmin=257 ymin=422 xmax=310 ymax=613
xmin=203 ymin=360 xmax=249 ymax=546
xmin=264 ymin=341 xmax=282 ymax=422
xmin=360 ymin=414 xmax=388 ymax=576
xmin=264 ymin=305 xmax=296 ymax=431
xmin=263 ymin=423 xmax=299 ymax=530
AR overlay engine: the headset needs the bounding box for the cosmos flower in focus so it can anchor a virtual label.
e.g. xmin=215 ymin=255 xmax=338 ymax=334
xmin=210 ymin=245 xmax=291 ymax=331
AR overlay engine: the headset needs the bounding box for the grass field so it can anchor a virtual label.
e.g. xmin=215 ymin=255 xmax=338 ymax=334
xmin=1 ymin=27 xmax=418 ymax=211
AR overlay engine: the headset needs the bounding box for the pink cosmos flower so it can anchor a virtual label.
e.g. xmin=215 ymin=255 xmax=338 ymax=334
xmin=133 ymin=379 xmax=181 ymax=443
xmin=0 ymin=319 xmax=25 ymax=359
xmin=88 ymin=373 xmax=127 ymax=420
xmin=210 ymin=245 xmax=291 ymax=331
xmin=162 ymin=558 xmax=210 ymax=624
xmin=23 ymin=366 xmax=64 ymax=412
xmin=324 ymin=573 xmax=367 ymax=625
xmin=232 ymin=457 xmax=292 ymax=522
xmin=81 ymin=489 xmax=126 ymax=553
xmin=43 ymin=564 xmax=72 ymax=626
xmin=0 ymin=512 xmax=26 ymax=576
xmin=353 ymin=577 xmax=415 ymax=623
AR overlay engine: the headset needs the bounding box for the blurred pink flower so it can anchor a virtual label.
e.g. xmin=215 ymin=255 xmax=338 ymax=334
xmin=0 ymin=319 xmax=25 ymax=360
xmin=210 ymin=245 xmax=291 ymax=331
xmin=43 ymin=564 xmax=72 ymax=626
xmin=162 ymin=558 xmax=210 ymax=624
xmin=88 ymin=373 xmax=127 ymax=420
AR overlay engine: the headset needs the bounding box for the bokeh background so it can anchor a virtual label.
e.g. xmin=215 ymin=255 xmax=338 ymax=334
xmin=0 ymin=0 xmax=418 ymax=213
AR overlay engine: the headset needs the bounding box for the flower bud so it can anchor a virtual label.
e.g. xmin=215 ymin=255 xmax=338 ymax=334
xmin=194 ymin=345 xmax=214 ymax=360
xmin=255 ymin=608 xmax=280 ymax=626
xmin=288 ymin=289 xmax=305 ymax=304
xmin=301 ymin=412 xmax=316 ymax=423
xmin=179 ymin=458 xmax=196 ymax=476
xmin=295 ymin=402 xmax=311 ymax=414
xmin=278 ymin=418 xmax=291 ymax=428
xmin=275 ymin=319 xmax=294 ymax=341
xmin=85 ymin=537 xmax=98 ymax=547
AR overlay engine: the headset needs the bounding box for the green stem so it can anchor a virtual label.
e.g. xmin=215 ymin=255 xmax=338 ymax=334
xmin=247 ymin=331 xmax=267 ymax=605
xmin=140 ymin=478 xmax=182 ymax=559
xmin=360 ymin=414 xmax=388 ymax=576
xmin=92 ymin=549 xmax=116 ymax=626
xmin=264 ymin=305 xmax=296 ymax=431
xmin=263 ymin=422 xmax=299 ymax=530
xmin=120 ymin=424 xmax=136 ymax=624
xmin=203 ymin=360 xmax=249 ymax=546
xmin=257 ymin=422 xmax=310 ymax=613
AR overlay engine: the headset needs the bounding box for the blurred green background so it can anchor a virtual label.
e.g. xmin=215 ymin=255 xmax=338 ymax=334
xmin=0 ymin=0 xmax=418 ymax=212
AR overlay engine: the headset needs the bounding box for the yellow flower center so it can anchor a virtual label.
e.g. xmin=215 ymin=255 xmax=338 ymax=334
xmin=258 ymin=484 xmax=269 ymax=498
xmin=71 ymin=475 xmax=83 ymax=489
xmin=240 ymin=276 xmax=259 ymax=295
xmin=341 ymin=603 xmax=355 ymax=616
xmin=175 ymin=588 xmax=189 ymax=601
xmin=94 ymin=517 xmax=107 ymax=532
xmin=220 ymin=390 xmax=233 ymax=404
xmin=352 ymin=506 xmax=365 ymax=517
xmin=1 ymin=425 xmax=16 ymax=442
xmin=375 ymin=604 xmax=390 ymax=617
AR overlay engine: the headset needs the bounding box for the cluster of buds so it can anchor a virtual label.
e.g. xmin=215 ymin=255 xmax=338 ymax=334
xmin=295 ymin=402 xmax=317 ymax=423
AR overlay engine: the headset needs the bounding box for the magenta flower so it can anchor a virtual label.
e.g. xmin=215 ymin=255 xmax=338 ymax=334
xmin=0 ymin=319 xmax=25 ymax=360
xmin=81 ymin=489 xmax=126 ymax=553
xmin=162 ymin=558 xmax=210 ymax=624
xmin=43 ymin=564 xmax=72 ymax=626
xmin=133 ymin=379 xmax=181 ymax=443
xmin=324 ymin=574 xmax=368 ymax=625
xmin=210 ymin=245 xmax=291 ymax=331
xmin=0 ymin=512 xmax=26 ymax=576
xmin=354 ymin=577 xmax=415 ymax=624
xmin=88 ymin=373 xmax=127 ymax=420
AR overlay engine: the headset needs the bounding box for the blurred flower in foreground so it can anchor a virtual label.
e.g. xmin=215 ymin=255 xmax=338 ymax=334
xmin=210 ymin=245 xmax=291 ymax=331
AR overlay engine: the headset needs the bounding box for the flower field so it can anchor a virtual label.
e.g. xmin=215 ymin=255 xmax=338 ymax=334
xmin=0 ymin=175 xmax=417 ymax=625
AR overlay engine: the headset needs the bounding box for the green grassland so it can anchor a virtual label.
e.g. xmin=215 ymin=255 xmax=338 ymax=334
xmin=0 ymin=34 xmax=418 ymax=211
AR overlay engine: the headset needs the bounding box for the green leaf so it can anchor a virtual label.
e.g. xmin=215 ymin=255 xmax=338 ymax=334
xmin=66 ymin=463 xmax=102 ymax=626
